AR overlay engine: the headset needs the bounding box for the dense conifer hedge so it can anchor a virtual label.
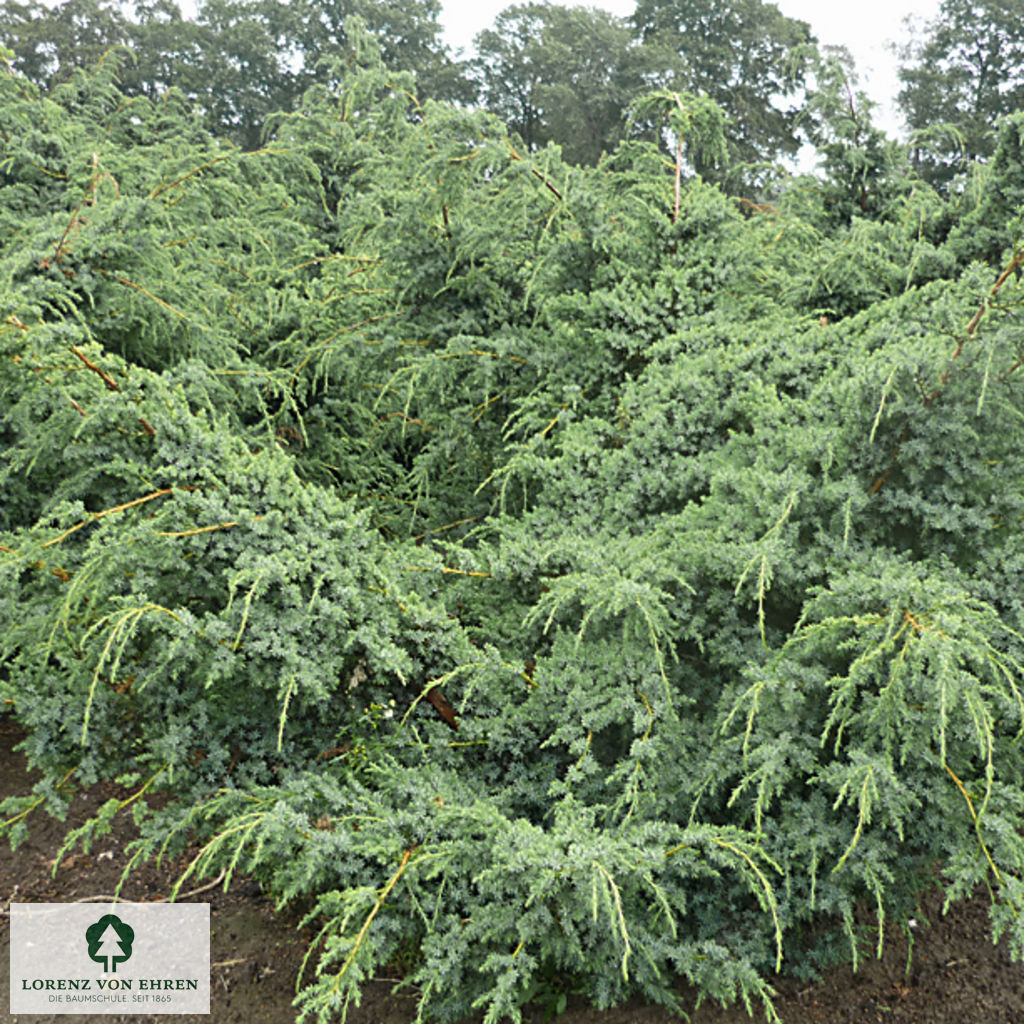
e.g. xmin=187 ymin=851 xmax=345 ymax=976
xmin=4 ymin=41 xmax=1024 ymax=1023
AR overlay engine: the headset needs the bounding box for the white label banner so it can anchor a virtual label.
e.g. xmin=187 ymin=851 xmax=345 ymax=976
xmin=10 ymin=903 xmax=210 ymax=1014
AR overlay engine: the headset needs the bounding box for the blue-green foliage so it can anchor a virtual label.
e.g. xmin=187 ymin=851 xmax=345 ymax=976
xmin=3 ymin=40 xmax=1024 ymax=1023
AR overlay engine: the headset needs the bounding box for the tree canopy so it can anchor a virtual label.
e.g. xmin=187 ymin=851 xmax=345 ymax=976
xmin=0 ymin=0 xmax=467 ymax=147
xmin=631 ymin=0 xmax=816 ymax=180
xmin=6 ymin=0 xmax=1024 ymax=192
xmin=473 ymin=3 xmax=651 ymax=166
xmin=898 ymin=0 xmax=1024 ymax=186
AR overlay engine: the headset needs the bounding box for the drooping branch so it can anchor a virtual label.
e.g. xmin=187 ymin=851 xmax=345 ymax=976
xmin=959 ymin=246 xmax=1024 ymax=352
xmin=70 ymin=345 xmax=156 ymax=435
xmin=869 ymin=248 xmax=1024 ymax=496
xmin=71 ymin=345 xmax=119 ymax=392
xmin=505 ymin=140 xmax=564 ymax=201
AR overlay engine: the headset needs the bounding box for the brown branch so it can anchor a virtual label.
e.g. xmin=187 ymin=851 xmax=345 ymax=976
xmin=386 ymin=412 xmax=432 ymax=430
xmin=505 ymin=141 xmax=564 ymax=201
xmin=149 ymin=152 xmax=239 ymax=199
xmin=156 ymin=515 xmax=263 ymax=538
xmin=924 ymin=247 xmax=1024 ymax=401
xmin=70 ymin=346 xmax=120 ymax=392
xmin=903 ymin=609 xmax=925 ymax=632
xmin=42 ymin=488 xmax=175 ymax=548
xmin=68 ymin=346 xmax=155 ymax=436
xmin=870 ymin=250 xmax=1024 ymax=495
xmin=402 ymin=565 xmax=492 ymax=578
xmin=425 ymin=687 xmax=458 ymax=730
xmin=45 ymin=156 xmax=115 ymax=268
xmin=157 ymin=522 xmax=238 ymax=538
xmin=532 ymin=168 xmax=564 ymax=202
xmin=737 ymin=198 xmax=779 ymax=216
xmin=48 ymin=207 xmax=85 ymax=268
xmin=998 ymin=356 xmax=1024 ymax=381
xmin=960 ymin=247 xmax=1024 ymax=352
xmin=867 ymin=466 xmax=894 ymax=496
xmin=95 ymin=270 xmax=188 ymax=319
xmin=673 ymin=137 xmax=682 ymax=225
xmin=411 ymin=516 xmax=478 ymax=542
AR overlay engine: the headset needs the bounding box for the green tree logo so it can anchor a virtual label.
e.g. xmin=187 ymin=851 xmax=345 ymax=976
xmin=85 ymin=914 xmax=135 ymax=973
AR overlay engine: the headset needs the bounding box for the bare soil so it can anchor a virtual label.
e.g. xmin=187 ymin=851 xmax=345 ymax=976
xmin=2 ymin=712 xmax=1023 ymax=1024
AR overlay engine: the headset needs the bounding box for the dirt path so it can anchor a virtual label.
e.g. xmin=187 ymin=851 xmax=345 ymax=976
xmin=2 ymin=713 xmax=1023 ymax=1024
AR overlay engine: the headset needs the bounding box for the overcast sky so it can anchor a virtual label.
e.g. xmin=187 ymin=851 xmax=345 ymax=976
xmin=439 ymin=0 xmax=945 ymax=139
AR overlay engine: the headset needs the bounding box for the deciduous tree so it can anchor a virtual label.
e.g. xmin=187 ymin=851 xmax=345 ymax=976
xmin=473 ymin=2 xmax=652 ymax=165
xmin=0 ymin=0 xmax=130 ymax=87
xmin=898 ymin=0 xmax=1024 ymax=186
xmin=801 ymin=48 xmax=905 ymax=224
xmin=0 ymin=0 xmax=466 ymax=149
xmin=631 ymin=0 xmax=816 ymax=182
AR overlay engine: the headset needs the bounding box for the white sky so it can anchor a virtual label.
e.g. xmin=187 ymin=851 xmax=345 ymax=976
xmin=439 ymin=0 xmax=945 ymax=139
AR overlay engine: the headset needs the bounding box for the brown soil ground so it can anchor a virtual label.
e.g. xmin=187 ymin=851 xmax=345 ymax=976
xmin=2 ymin=712 xmax=1023 ymax=1024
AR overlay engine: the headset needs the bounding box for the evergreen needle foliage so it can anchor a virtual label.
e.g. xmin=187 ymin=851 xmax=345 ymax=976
xmin=4 ymin=35 xmax=1024 ymax=1023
